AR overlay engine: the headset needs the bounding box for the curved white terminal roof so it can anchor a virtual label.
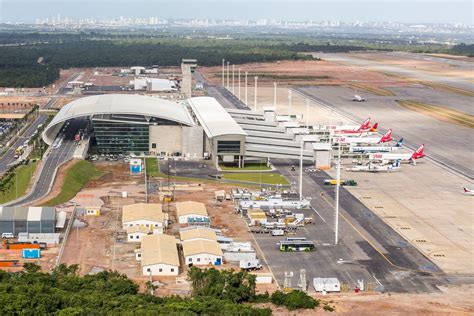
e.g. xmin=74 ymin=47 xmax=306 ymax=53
xmin=42 ymin=94 xmax=194 ymax=145
xmin=187 ymin=97 xmax=247 ymax=138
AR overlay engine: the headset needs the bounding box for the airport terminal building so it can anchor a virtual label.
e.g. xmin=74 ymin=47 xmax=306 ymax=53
xmin=43 ymin=94 xmax=327 ymax=165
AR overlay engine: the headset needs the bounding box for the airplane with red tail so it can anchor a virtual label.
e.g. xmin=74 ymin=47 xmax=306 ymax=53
xmin=368 ymin=144 xmax=425 ymax=165
xmin=335 ymin=129 xmax=392 ymax=145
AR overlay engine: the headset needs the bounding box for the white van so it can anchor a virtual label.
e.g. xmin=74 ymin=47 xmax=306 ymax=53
xmin=271 ymin=229 xmax=285 ymax=236
xmin=1 ymin=233 xmax=14 ymax=239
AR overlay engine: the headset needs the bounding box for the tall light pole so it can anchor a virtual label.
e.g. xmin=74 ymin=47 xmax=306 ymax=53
xmin=245 ymin=71 xmax=248 ymax=105
xmin=288 ymin=89 xmax=292 ymax=115
xmin=232 ymin=64 xmax=235 ymax=93
xmin=299 ymin=138 xmax=303 ymax=201
xmin=226 ymin=61 xmax=230 ymax=90
xmin=238 ymin=68 xmax=241 ymax=100
xmin=306 ymin=98 xmax=310 ymax=129
xmin=254 ymin=76 xmax=258 ymax=111
xmin=222 ymin=59 xmax=225 ymax=86
xmin=335 ymin=141 xmax=341 ymax=245
xmin=273 ymin=82 xmax=277 ymax=108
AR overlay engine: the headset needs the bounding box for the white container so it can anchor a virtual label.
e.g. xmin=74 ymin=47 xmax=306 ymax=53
xmin=313 ymin=277 xmax=341 ymax=292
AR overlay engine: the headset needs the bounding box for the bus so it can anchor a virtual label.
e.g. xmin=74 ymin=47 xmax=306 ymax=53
xmin=279 ymin=240 xmax=315 ymax=252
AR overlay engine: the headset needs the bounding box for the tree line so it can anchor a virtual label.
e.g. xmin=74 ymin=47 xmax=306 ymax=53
xmin=0 ymin=264 xmax=323 ymax=314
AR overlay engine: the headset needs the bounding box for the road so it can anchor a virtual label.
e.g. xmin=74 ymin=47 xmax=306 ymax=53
xmin=0 ymin=115 xmax=49 ymax=175
xmin=6 ymin=118 xmax=86 ymax=206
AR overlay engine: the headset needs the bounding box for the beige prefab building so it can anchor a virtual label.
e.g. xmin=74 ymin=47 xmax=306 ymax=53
xmin=176 ymin=201 xmax=209 ymax=224
xmin=183 ymin=239 xmax=223 ymax=266
xmin=137 ymin=234 xmax=179 ymax=276
xmin=122 ymin=203 xmax=167 ymax=233
xmin=126 ymin=226 xmax=150 ymax=242
xmin=180 ymin=227 xmax=217 ymax=242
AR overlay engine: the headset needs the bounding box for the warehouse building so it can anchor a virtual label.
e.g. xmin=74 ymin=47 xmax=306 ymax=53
xmin=175 ymin=201 xmax=209 ymax=225
xmin=136 ymin=234 xmax=179 ymax=276
xmin=0 ymin=207 xmax=56 ymax=236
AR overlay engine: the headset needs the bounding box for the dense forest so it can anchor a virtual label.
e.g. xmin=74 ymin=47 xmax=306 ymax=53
xmin=0 ymin=264 xmax=323 ymax=314
xmin=0 ymin=31 xmax=472 ymax=88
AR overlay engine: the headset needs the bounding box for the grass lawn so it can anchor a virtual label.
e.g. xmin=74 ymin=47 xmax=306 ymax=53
xmin=223 ymin=172 xmax=289 ymax=185
xmin=0 ymin=162 xmax=37 ymax=204
xmin=42 ymin=160 xmax=106 ymax=206
xmin=145 ymin=157 xmax=159 ymax=177
xmin=220 ymin=162 xmax=272 ymax=171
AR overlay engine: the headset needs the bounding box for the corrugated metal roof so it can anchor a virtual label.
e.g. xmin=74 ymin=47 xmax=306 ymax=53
xmin=122 ymin=203 xmax=165 ymax=223
xmin=141 ymin=234 xmax=179 ymax=267
xmin=27 ymin=207 xmax=42 ymax=221
xmin=176 ymin=201 xmax=208 ymax=217
xmin=182 ymin=239 xmax=223 ymax=257
xmin=43 ymin=94 xmax=195 ymax=145
xmin=180 ymin=227 xmax=217 ymax=241
xmin=187 ymin=97 xmax=247 ymax=138
xmin=13 ymin=207 xmax=29 ymax=220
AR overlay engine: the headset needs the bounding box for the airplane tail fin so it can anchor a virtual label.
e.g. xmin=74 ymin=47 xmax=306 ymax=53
xmin=396 ymin=138 xmax=404 ymax=147
xmin=411 ymin=144 xmax=425 ymax=159
xmin=379 ymin=129 xmax=392 ymax=143
xmin=369 ymin=123 xmax=378 ymax=132
xmin=359 ymin=118 xmax=370 ymax=131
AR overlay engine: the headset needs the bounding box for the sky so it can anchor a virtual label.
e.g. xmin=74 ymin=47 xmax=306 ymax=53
xmin=0 ymin=0 xmax=472 ymax=24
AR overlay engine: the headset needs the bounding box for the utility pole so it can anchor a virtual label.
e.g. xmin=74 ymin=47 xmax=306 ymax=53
xmin=335 ymin=141 xmax=341 ymax=245
xmin=232 ymin=64 xmax=235 ymax=93
xmin=254 ymin=76 xmax=258 ymax=111
xmin=221 ymin=59 xmax=225 ymax=86
xmin=245 ymin=72 xmax=248 ymax=105
xmin=226 ymin=61 xmax=230 ymax=90
xmin=238 ymin=68 xmax=241 ymax=100
xmin=144 ymin=157 xmax=148 ymax=203
xmin=273 ymin=82 xmax=277 ymax=108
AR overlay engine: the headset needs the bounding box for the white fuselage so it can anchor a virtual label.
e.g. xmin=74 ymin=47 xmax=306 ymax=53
xmin=335 ymin=136 xmax=382 ymax=145
xmin=369 ymin=152 xmax=412 ymax=161
xmin=350 ymin=146 xmax=402 ymax=153
xmin=348 ymin=164 xmax=400 ymax=172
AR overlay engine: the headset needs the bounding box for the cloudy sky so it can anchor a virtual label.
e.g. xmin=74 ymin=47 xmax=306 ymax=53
xmin=0 ymin=0 xmax=472 ymax=24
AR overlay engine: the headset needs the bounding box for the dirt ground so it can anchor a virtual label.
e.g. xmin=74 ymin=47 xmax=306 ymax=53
xmin=199 ymin=59 xmax=411 ymax=89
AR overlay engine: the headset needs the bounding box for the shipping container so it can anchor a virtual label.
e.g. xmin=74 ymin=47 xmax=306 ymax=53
xmin=0 ymin=260 xmax=20 ymax=267
xmin=3 ymin=240 xmax=45 ymax=250
xmin=22 ymin=248 xmax=41 ymax=259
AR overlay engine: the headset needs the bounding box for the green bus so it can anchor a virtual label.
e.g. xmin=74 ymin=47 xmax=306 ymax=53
xmin=279 ymin=240 xmax=315 ymax=252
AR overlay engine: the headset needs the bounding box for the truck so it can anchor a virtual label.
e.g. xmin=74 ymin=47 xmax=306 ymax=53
xmin=323 ymin=179 xmax=358 ymax=186
xmin=271 ymin=229 xmax=285 ymax=236
xmin=240 ymin=259 xmax=263 ymax=271
xmin=3 ymin=240 xmax=46 ymax=250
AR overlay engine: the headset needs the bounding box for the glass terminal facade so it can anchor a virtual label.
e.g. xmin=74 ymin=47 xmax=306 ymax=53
xmin=91 ymin=114 xmax=178 ymax=154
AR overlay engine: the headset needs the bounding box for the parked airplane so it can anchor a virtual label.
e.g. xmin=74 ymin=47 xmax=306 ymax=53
xmin=335 ymin=123 xmax=378 ymax=136
xmin=463 ymin=187 xmax=474 ymax=195
xmin=348 ymin=160 xmax=401 ymax=172
xmin=349 ymin=138 xmax=404 ymax=153
xmin=335 ymin=129 xmax=392 ymax=145
xmin=368 ymin=144 xmax=425 ymax=164
xmin=324 ymin=117 xmax=371 ymax=132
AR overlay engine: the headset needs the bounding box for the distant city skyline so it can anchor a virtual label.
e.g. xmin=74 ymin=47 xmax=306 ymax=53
xmin=1 ymin=0 xmax=472 ymax=25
